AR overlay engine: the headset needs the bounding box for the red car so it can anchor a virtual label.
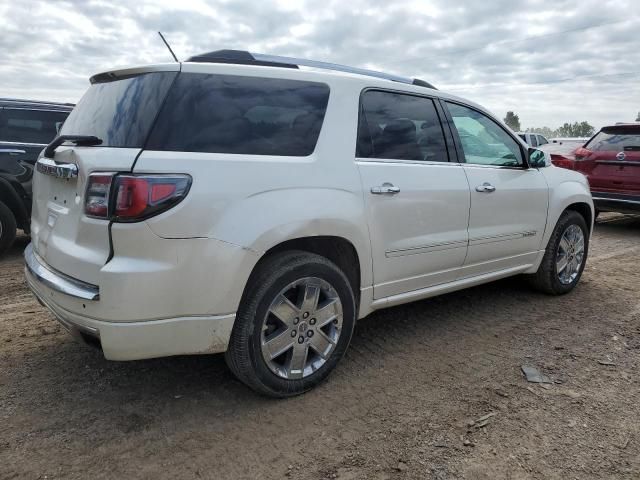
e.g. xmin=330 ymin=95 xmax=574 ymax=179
xmin=542 ymin=124 xmax=640 ymax=215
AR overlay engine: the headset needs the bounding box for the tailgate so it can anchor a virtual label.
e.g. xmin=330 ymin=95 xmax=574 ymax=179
xmin=29 ymin=66 xmax=179 ymax=285
xmin=31 ymin=147 xmax=140 ymax=284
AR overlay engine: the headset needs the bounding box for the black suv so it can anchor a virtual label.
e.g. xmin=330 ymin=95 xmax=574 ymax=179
xmin=0 ymin=98 xmax=73 ymax=254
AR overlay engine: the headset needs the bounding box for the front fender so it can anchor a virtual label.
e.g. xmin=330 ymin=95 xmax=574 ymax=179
xmin=541 ymin=168 xmax=594 ymax=248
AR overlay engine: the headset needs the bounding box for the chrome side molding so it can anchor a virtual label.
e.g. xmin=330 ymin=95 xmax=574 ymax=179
xmin=24 ymin=243 xmax=99 ymax=301
xmin=36 ymin=157 xmax=78 ymax=179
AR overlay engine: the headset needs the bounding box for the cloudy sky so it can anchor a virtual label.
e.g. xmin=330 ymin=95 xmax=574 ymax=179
xmin=1 ymin=0 xmax=639 ymax=130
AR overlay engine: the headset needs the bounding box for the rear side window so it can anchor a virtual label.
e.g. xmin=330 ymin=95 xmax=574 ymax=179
xmin=147 ymin=74 xmax=330 ymax=156
xmin=537 ymin=135 xmax=548 ymax=145
xmin=60 ymin=72 xmax=177 ymax=148
xmin=357 ymin=90 xmax=448 ymax=162
xmin=586 ymin=129 xmax=640 ymax=152
xmin=530 ymin=135 xmax=538 ymax=147
xmin=0 ymin=108 xmax=69 ymax=144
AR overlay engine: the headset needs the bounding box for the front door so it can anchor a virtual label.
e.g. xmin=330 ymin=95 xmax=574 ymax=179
xmin=444 ymin=102 xmax=549 ymax=278
xmin=356 ymin=90 xmax=471 ymax=299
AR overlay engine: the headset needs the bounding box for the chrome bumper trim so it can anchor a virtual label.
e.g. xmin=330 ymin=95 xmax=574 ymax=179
xmin=592 ymin=196 xmax=640 ymax=206
xmin=24 ymin=243 xmax=100 ymax=301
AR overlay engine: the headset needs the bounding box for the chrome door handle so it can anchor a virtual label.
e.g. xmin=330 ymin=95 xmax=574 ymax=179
xmin=371 ymin=182 xmax=400 ymax=195
xmin=475 ymin=183 xmax=496 ymax=193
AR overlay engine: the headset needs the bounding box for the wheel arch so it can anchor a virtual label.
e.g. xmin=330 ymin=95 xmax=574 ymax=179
xmin=565 ymin=202 xmax=593 ymax=233
xmin=242 ymin=235 xmax=364 ymax=315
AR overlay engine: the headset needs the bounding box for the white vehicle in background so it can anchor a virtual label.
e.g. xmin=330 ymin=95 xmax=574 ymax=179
xmin=549 ymin=137 xmax=590 ymax=145
xmin=517 ymin=132 xmax=550 ymax=147
xmin=25 ymin=50 xmax=594 ymax=397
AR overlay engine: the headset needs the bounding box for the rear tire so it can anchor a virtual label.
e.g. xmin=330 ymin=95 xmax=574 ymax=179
xmin=225 ymin=251 xmax=356 ymax=397
xmin=528 ymin=210 xmax=588 ymax=295
xmin=0 ymin=201 xmax=17 ymax=256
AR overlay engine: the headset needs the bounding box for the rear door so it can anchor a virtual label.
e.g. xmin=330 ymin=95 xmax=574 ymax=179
xmin=443 ymin=101 xmax=548 ymax=278
xmin=356 ymin=90 xmax=470 ymax=299
xmin=577 ymin=126 xmax=640 ymax=194
xmin=30 ymin=68 xmax=178 ymax=284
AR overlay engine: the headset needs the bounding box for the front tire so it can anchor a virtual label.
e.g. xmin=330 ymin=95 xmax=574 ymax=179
xmin=528 ymin=210 xmax=589 ymax=295
xmin=225 ymin=251 xmax=356 ymax=397
xmin=0 ymin=201 xmax=17 ymax=256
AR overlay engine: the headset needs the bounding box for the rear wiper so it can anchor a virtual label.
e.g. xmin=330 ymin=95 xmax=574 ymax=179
xmin=44 ymin=135 xmax=103 ymax=159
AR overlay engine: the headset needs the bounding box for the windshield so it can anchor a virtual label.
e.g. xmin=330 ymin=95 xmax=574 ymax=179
xmin=60 ymin=72 xmax=177 ymax=148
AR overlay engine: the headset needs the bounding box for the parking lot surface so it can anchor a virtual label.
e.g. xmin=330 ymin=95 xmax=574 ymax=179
xmin=1 ymin=214 xmax=639 ymax=479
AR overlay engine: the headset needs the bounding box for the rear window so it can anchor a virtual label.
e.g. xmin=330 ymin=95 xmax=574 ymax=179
xmin=59 ymin=72 xmax=177 ymax=148
xmin=0 ymin=108 xmax=69 ymax=144
xmin=586 ymin=128 xmax=640 ymax=152
xmin=146 ymin=73 xmax=330 ymax=156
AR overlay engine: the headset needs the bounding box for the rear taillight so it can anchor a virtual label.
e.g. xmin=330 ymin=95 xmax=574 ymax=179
xmin=84 ymin=173 xmax=191 ymax=222
xmin=85 ymin=174 xmax=113 ymax=218
xmin=574 ymin=147 xmax=591 ymax=161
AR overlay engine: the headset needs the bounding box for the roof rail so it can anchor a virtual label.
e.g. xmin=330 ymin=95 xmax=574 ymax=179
xmin=0 ymin=98 xmax=75 ymax=108
xmin=185 ymin=50 xmax=437 ymax=89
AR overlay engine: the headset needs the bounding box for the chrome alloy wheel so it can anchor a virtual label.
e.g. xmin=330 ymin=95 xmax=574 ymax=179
xmin=261 ymin=277 xmax=343 ymax=380
xmin=556 ymin=224 xmax=585 ymax=285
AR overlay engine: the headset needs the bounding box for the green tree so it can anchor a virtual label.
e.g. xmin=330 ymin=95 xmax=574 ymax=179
xmin=503 ymin=111 xmax=521 ymax=131
xmin=526 ymin=126 xmax=555 ymax=138
xmin=555 ymin=121 xmax=594 ymax=138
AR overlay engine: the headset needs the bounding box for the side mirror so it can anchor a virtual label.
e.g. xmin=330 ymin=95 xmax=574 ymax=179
xmin=528 ymin=147 xmax=550 ymax=168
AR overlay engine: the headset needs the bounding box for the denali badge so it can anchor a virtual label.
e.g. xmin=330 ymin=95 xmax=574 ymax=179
xmin=36 ymin=158 xmax=78 ymax=179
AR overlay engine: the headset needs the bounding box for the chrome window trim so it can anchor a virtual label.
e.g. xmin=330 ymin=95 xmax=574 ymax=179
xmin=0 ymin=140 xmax=47 ymax=147
xmin=355 ymin=158 xmax=461 ymax=166
xmin=24 ymin=244 xmax=100 ymax=301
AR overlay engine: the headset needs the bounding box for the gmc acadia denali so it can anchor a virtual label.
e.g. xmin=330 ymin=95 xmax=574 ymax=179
xmin=25 ymin=51 xmax=594 ymax=397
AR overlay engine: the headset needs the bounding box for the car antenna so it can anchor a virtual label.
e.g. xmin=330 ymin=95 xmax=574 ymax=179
xmin=158 ymin=31 xmax=179 ymax=62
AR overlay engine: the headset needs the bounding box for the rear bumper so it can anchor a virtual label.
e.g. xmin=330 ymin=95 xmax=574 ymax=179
xmin=592 ymin=192 xmax=640 ymax=214
xmin=24 ymin=244 xmax=236 ymax=360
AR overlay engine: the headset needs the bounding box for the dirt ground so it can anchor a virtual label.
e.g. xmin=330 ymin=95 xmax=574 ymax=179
xmin=1 ymin=214 xmax=639 ymax=480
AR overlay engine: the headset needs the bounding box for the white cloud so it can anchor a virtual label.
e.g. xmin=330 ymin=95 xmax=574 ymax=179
xmin=1 ymin=0 xmax=639 ymax=128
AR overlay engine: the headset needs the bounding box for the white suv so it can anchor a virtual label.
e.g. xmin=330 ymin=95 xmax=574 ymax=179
xmin=25 ymin=50 xmax=593 ymax=397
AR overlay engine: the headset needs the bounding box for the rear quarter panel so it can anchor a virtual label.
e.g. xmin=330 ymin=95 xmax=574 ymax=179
xmin=133 ymin=76 xmax=374 ymax=306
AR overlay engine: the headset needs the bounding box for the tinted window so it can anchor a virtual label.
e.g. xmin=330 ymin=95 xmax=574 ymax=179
xmin=147 ymin=74 xmax=330 ymax=156
xmin=518 ymin=134 xmax=526 ymax=142
xmin=357 ymin=90 xmax=448 ymax=162
xmin=446 ymin=103 xmax=523 ymax=166
xmin=0 ymin=108 xmax=69 ymax=144
xmin=538 ymin=135 xmax=548 ymax=145
xmin=530 ymin=135 xmax=538 ymax=147
xmin=586 ymin=129 xmax=640 ymax=152
xmin=60 ymin=72 xmax=177 ymax=148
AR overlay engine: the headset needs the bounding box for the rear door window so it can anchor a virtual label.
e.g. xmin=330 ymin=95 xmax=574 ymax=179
xmin=357 ymin=90 xmax=448 ymax=162
xmin=146 ymin=74 xmax=330 ymax=156
xmin=530 ymin=135 xmax=538 ymax=147
xmin=0 ymin=108 xmax=69 ymax=144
